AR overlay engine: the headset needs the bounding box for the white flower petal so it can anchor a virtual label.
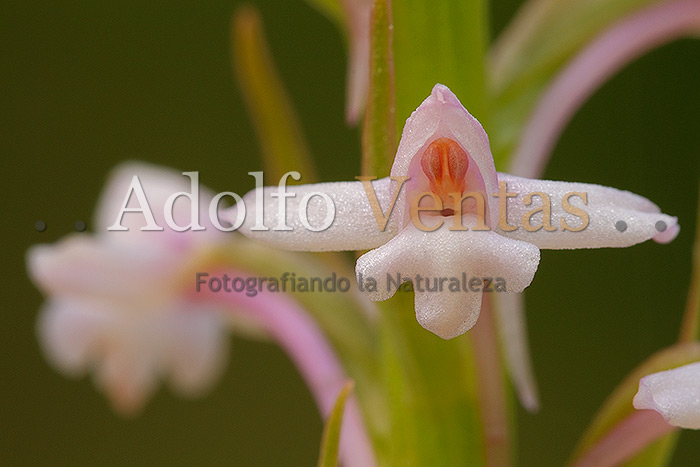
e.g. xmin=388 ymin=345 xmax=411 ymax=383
xmin=94 ymin=339 xmax=160 ymax=416
xmin=95 ymin=161 xmax=222 ymax=244
xmin=36 ymin=300 xmax=113 ymax=375
xmin=234 ymin=177 xmax=398 ymax=251
xmin=633 ymin=361 xmax=700 ymax=429
xmin=163 ymin=309 xmax=229 ymax=396
xmin=356 ymin=218 xmax=540 ymax=339
xmin=495 ymin=173 xmax=679 ymax=249
xmin=27 ymin=235 xmax=179 ymax=299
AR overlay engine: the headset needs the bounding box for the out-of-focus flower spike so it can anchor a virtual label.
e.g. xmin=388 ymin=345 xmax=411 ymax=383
xmin=510 ymin=0 xmax=700 ymax=179
xmin=231 ymin=6 xmax=318 ymax=182
xmin=492 ymin=292 xmax=539 ymax=412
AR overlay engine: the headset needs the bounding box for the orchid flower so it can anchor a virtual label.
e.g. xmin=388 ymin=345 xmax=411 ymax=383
xmin=634 ymin=361 xmax=700 ymax=429
xmin=27 ymin=161 xmax=375 ymax=464
xmin=234 ymin=83 xmax=678 ymax=341
xmin=26 ymin=162 xmax=231 ymax=414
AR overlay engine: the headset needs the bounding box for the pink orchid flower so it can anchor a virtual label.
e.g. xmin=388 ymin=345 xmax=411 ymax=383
xmin=27 ymin=162 xmax=376 ymax=465
xmin=235 ymin=84 xmax=678 ymax=341
xmin=27 ymin=163 xmax=230 ymax=414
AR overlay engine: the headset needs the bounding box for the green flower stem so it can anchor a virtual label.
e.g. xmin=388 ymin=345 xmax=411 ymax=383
xmin=362 ymin=0 xmax=396 ymax=178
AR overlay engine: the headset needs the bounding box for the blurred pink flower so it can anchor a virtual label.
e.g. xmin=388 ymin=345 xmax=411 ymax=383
xmin=27 ymin=163 xmax=229 ymax=414
xmin=27 ymin=163 xmax=376 ymax=465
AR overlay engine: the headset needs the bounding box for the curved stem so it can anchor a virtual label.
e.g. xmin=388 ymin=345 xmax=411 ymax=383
xmin=510 ymin=0 xmax=700 ymax=178
xmin=196 ymin=274 xmax=376 ymax=467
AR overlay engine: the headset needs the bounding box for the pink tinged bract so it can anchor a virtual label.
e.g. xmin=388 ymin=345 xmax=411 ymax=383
xmin=341 ymin=0 xmax=372 ymax=124
xmin=510 ymin=0 xmax=700 ymax=180
xmin=633 ymin=361 xmax=700 ymax=429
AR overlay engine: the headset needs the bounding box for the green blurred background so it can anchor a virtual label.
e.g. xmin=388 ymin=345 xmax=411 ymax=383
xmin=2 ymin=0 xmax=699 ymax=465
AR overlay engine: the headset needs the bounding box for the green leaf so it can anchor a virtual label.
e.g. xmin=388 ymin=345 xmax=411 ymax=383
xmin=393 ymin=0 xmax=488 ymax=131
xmin=569 ymin=341 xmax=700 ymax=465
xmin=318 ymin=380 xmax=355 ymax=467
xmin=679 ymin=183 xmax=700 ymax=342
xmin=362 ymin=0 xmax=396 ymax=178
xmin=231 ymin=6 xmax=318 ymax=183
xmin=489 ymin=0 xmax=669 ymax=164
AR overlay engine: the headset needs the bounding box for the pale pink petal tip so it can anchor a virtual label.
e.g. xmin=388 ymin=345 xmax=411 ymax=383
xmin=653 ymin=217 xmax=679 ymax=244
xmin=633 ymin=361 xmax=700 ymax=429
xmin=36 ymin=301 xmax=105 ymax=376
xmin=431 ymin=83 xmax=461 ymax=106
